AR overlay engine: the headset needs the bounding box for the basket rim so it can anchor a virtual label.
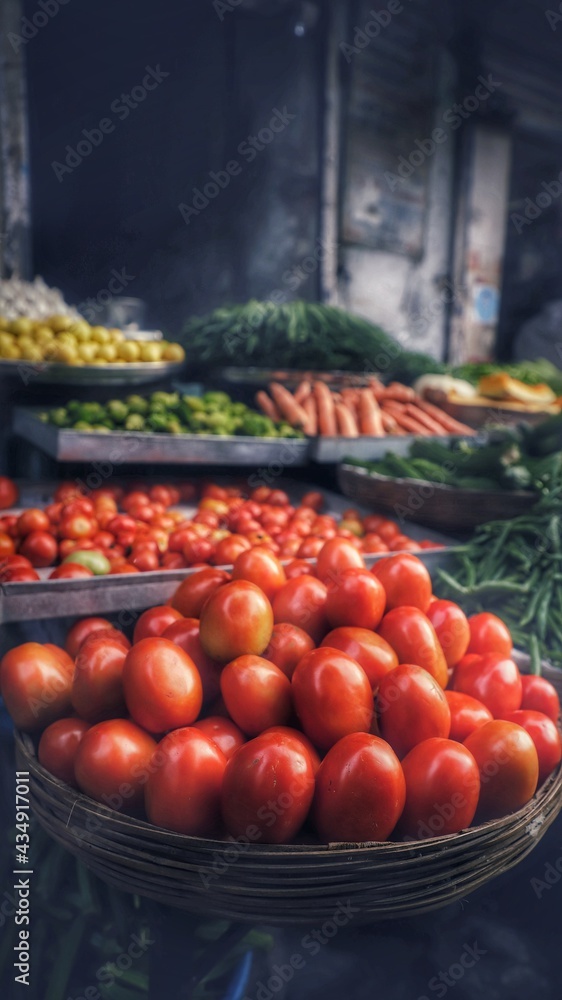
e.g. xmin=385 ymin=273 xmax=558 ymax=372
xmin=338 ymin=462 xmax=538 ymax=501
xmin=14 ymin=724 xmax=562 ymax=859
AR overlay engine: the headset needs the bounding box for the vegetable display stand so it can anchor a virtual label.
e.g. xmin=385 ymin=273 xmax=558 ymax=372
xmin=13 ymin=408 xmax=311 ymax=465
xmin=337 ymin=463 xmax=537 ymax=532
xmin=14 ymin=713 xmax=562 ymax=926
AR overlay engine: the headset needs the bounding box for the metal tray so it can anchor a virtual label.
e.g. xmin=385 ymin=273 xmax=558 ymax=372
xmin=13 ymin=409 xmax=312 ymax=465
xmin=310 ymin=434 xmax=472 ymax=464
xmin=0 ymin=359 xmax=185 ymax=386
xmin=0 ymin=479 xmax=455 ymax=623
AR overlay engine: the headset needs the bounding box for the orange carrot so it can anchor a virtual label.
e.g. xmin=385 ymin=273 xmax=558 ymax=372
xmin=380 ymin=411 xmax=399 ymax=434
xmin=414 ymin=399 xmax=475 ymax=435
xmin=405 ymin=404 xmax=445 ymax=435
xmin=335 ymin=402 xmax=359 ymax=437
xmin=302 ymin=395 xmax=318 ymax=436
xmin=269 ymin=383 xmax=308 ymax=428
xmin=314 ymin=382 xmax=337 ymax=436
xmin=380 ymin=383 xmax=417 ymax=403
xmin=359 ymin=389 xmax=384 ymax=436
xmin=255 ymin=391 xmax=281 ymax=422
xmin=294 ymin=380 xmax=312 ymax=405
xmin=382 ymin=402 xmax=431 ymax=435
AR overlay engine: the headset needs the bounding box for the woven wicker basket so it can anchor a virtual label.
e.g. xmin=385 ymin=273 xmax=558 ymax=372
xmin=337 ymin=464 xmax=537 ymax=532
xmin=15 ymin=719 xmax=562 ymax=925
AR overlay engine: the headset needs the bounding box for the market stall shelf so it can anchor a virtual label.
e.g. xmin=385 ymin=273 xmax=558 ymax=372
xmin=13 ymin=408 xmax=312 ymax=465
xmin=311 ymin=434 xmax=472 ymax=464
xmin=0 ymin=359 xmax=186 ymax=386
xmin=14 ymin=713 xmax=562 ymax=924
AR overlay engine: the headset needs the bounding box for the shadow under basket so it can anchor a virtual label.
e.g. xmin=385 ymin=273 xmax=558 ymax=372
xmin=337 ymin=463 xmax=537 ymax=532
xmin=14 ymin=723 xmax=562 ymax=925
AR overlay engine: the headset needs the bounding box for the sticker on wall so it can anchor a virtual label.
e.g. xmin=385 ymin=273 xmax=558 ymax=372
xmin=472 ymin=283 xmax=500 ymax=325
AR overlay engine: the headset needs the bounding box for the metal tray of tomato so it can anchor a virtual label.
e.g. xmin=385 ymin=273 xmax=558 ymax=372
xmin=13 ymin=408 xmax=312 ymax=465
xmin=0 ymin=480 xmax=455 ymax=624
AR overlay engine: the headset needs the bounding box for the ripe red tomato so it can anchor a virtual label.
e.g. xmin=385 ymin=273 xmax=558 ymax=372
xmin=220 ymin=654 xmax=292 ymax=735
xmin=182 ymin=537 xmax=214 ymax=565
xmin=231 ymin=546 xmax=287 ymax=599
xmin=38 ymin=717 xmax=90 ymax=787
xmin=272 ymin=575 xmax=328 ymax=644
xmin=467 ymin=612 xmax=512 ymax=657
xmin=262 ymin=725 xmax=322 ymax=774
xmin=453 ymin=653 xmax=522 ymax=717
xmin=171 ymin=568 xmax=230 ymax=617
xmin=0 ymin=476 xmax=18 ymax=509
xmin=65 ymin=617 xmax=115 ymax=658
xmin=16 ymin=508 xmax=50 ymax=536
xmin=162 ymin=617 xmax=222 ymax=703
xmin=263 ymin=623 xmax=315 ymax=680
xmin=131 ymin=548 xmax=160 ymax=572
xmin=464 ymin=720 xmax=539 ymax=821
xmin=123 ymin=638 xmax=203 ymax=734
xmin=0 ymin=642 xmax=73 ymax=730
xmin=426 ymin=599 xmax=470 ymax=667
xmin=59 ymin=514 xmax=97 ymax=541
xmin=74 ymin=719 xmax=157 ymax=813
xmin=520 ymin=675 xmax=560 ymax=722
xmin=193 ymin=716 xmax=246 ymax=759
xmin=44 ymin=644 xmax=75 ymax=675
xmin=301 ymin=491 xmax=323 ymax=511
xmin=320 ymin=627 xmax=398 ymax=691
xmin=2 ymin=567 xmax=40 ymax=582
xmin=444 ymin=691 xmax=493 ymax=742
xmin=371 ymin=553 xmax=432 ymax=613
xmin=19 ymin=530 xmax=58 ymax=568
xmin=283 ymin=558 xmax=312 ymax=579
xmin=313 ymin=732 xmax=405 ymax=843
xmin=377 ymin=607 xmax=448 ymax=689
xmin=71 ymin=634 xmax=128 ymax=722
xmin=398 ymin=738 xmax=480 ymax=839
xmin=315 ymin=538 xmax=364 ymax=585
xmin=200 ymin=580 xmax=273 ymax=662
xmin=501 ymin=710 xmax=562 ymax=784
xmin=145 ymin=727 xmax=227 ymax=835
xmin=0 ymin=532 xmax=15 ymax=558
xmin=324 ymin=567 xmax=386 ymax=630
xmin=211 ymin=534 xmax=252 ymax=566
xmin=292 ymin=647 xmax=373 ymax=750
xmin=133 ymin=605 xmax=183 ymax=643
xmin=49 ymin=563 xmax=94 ymax=580
xmin=377 ymin=664 xmax=451 ymax=759
xmin=221 ymin=731 xmax=315 ymax=844
xmin=361 ymin=534 xmax=389 ymax=554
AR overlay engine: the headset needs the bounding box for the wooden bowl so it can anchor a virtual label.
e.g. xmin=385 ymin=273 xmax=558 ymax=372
xmin=337 ymin=463 xmax=537 ymax=532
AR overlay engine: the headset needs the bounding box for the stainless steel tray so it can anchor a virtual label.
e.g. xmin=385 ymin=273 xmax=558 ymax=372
xmin=310 ymin=434 xmax=471 ymax=464
xmin=0 ymin=359 xmax=185 ymax=386
xmin=13 ymin=409 xmax=312 ymax=465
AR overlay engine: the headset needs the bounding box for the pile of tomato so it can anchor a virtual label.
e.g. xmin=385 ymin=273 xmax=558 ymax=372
xmin=2 ymin=542 xmax=559 ymax=846
xmin=0 ymin=476 xmax=441 ymax=583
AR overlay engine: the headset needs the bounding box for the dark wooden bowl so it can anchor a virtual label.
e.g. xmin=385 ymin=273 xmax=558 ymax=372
xmin=337 ymin=464 xmax=537 ymax=532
